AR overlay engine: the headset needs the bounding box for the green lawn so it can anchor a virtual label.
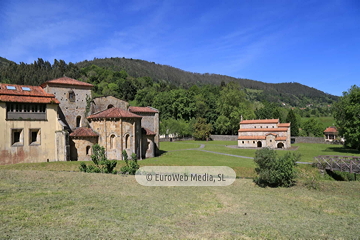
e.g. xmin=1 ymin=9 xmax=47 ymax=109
xmin=161 ymin=141 xmax=360 ymax=163
xmin=1 ymin=141 xmax=360 ymax=238
xmin=1 ymin=170 xmax=359 ymax=239
xmin=1 ymin=141 xmax=359 ymax=178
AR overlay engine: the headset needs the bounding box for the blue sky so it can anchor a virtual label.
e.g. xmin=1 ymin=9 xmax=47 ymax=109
xmin=0 ymin=0 xmax=359 ymax=96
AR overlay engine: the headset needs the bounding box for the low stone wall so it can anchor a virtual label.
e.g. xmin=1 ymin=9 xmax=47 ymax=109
xmin=292 ymin=137 xmax=338 ymax=144
xmin=160 ymin=137 xmax=194 ymax=142
xmin=210 ymin=135 xmax=238 ymax=141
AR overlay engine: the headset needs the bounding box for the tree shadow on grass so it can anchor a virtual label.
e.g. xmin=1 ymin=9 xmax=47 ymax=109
xmin=325 ymin=169 xmax=359 ymax=181
xmin=322 ymin=146 xmax=360 ymax=155
xmin=158 ymin=150 xmax=167 ymax=156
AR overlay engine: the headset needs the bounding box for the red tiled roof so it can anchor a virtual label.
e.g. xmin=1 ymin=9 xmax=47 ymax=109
xmin=87 ymin=107 xmax=142 ymax=119
xmin=324 ymin=126 xmax=338 ymax=133
xmin=70 ymin=127 xmax=99 ymax=137
xmin=142 ymin=127 xmax=156 ymax=135
xmin=129 ymin=106 xmax=159 ymax=113
xmin=278 ymin=123 xmax=291 ymax=127
xmin=265 ymin=133 xmax=278 ymax=136
xmin=0 ymin=83 xmax=59 ymax=104
xmin=238 ymin=128 xmax=288 ymax=132
xmin=41 ymin=77 xmax=93 ymax=88
xmin=238 ymin=136 xmax=266 ymax=140
xmin=240 ymin=119 xmax=279 ymax=124
xmin=238 ymin=135 xmax=287 ymax=141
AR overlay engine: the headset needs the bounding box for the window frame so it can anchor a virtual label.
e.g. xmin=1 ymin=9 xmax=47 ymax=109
xmin=11 ymin=128 xmax=24 ymax=146
xmin=29 ymin=128 xmax=41 ymax=146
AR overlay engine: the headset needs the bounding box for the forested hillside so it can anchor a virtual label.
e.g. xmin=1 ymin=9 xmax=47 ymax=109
xmin=0 ymin=57 xmax=336 ymax=137
xmin=76 ymin=57 xmax=338 ymax=106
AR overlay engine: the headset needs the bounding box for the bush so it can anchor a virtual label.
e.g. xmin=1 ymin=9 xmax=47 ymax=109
xmin=79 ymin=144 xmax=117 ymax=174
xmin=120 ymin=150 xmax=139 ymax=175
xmin=254 ymin=148 xmax=300 ymax=187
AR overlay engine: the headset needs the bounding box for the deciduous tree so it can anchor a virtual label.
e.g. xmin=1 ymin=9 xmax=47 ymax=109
xmin=333 ymin=85 xmax=360 ymax=149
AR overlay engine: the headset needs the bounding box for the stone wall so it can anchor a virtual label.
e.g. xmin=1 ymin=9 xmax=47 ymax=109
xmin=91 ymin=96 xmax=129 ymax=113
xmin=89 ymin=118 xmax=142 ymax=160
xmin=134 ymin=111 xmax=160 ymax=154
xmin=160 ymin=136 xmax=194 ymax=142
xmin=43 ymin=84 xmax=92 ymax=130
xmin=70 ymin=137 xmax=98 ymax=161
xmin=292 ymin=137 xmax=328 ymax=144
xmin=210 ymin=135 xmax=238 ymax=141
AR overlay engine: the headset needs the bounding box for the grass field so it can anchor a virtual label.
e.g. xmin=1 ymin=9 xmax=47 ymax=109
xmin=1 ymin=141 xmax=360 ymax=238
xmin=1 ymin=141 xmax=360 ymax=178
xmin=1 ymin=170 xmax=360 ymax=239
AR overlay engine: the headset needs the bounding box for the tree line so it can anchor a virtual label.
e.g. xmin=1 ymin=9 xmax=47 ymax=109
xmin=0 ymin=58 xmax=336 ymax=139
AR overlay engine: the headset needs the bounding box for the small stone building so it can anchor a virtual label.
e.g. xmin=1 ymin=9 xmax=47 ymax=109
xmin=69 ymin=127 xmax=99 ymax=161
xmin=238 ymin=119 xmax=291 ymax=149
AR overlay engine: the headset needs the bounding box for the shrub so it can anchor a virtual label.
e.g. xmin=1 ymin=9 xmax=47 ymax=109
xmin=120 ymin=150 xmax=139 ymax=175
xmin=79 ymin=144 xmax=117 ymax=174
xmin=254 ymin=148 xmax=300 ymax=187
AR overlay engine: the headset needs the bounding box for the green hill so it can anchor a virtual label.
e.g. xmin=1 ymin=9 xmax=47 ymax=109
xmin=76 ymin=57 xmax=338 ymax=106
xmin=0 ymin=57 xmax=15 ymax=67
xmin=0 ymin=56 xmax=338 ymax=107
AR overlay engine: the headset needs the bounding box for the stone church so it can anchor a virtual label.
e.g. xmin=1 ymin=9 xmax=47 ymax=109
xmin=238 ymin=119 xmax=291 ymax=149
xmin=0 ymin=77 xmax=159 ymax=165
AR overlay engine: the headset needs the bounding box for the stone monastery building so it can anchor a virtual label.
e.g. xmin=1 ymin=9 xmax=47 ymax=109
xmin=0 ymin=77 xmax=159 ymax=165
xmin=238 ymin=119 xmax=291 ymax=149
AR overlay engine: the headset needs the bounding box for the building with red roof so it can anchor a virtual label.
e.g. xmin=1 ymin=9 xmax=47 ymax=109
xmin=0 ymin=83 xmax=67 ymax=165
xmin=0 ymin=77 xmax=159 ymax=165
xmin=323 ymin=126 xmax=340 ymax=142
xmin=238 ymin=119 xmax=291 ymax=149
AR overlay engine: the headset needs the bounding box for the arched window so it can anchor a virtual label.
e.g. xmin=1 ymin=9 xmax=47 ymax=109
xmin=76 ymin=116 xmax=81 ymax=128
xmin=107 ymin=104 xmax=114 ymax=109
xmin=86 ymin=146 xmax=91 ymax=155
xmin=110 ymin=134 xmax=115 ymax=149
xmin=125 ymin=134 xmax=130 ymax=149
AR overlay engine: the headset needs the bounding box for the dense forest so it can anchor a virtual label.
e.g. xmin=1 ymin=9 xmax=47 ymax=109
xmin=0 ymin=57 xmax=336 ymax=138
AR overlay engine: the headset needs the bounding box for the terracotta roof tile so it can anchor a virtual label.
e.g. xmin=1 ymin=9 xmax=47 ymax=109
xmin=238 ymin=135 xmax=287 ymax=141
xmin=88 ymin=107 xmax=142 ymax=119
xmin=0 ymin=83 xmax=59 ymax=104
xmin=238 ymin=128 xmax=288 ymax=132
xmin=129 ymin=106 xmax=159 ymax=113
xmin=324 ymin=126 xmax=338 ymax=133
xmin=238 ymin=136 xmax=266 ymax=140
xmin=41 ymin=77 xmax=93 ymax=88
xmin=142 ymin=127 xmax=156 ymax=135
xmin=278 ymin=123 xmax=291 ymax=127
xmin=240 ymin=119 xmax=279 ymax=124
xmin=265 ymin=133 xmax=278 ymax=136
xmin=70 ymin=127 xmax=99 ymax=137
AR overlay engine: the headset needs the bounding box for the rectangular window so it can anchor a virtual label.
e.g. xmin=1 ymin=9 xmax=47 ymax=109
xmin=12 ymin=129 xmax=23 ymax=146
xmin=69 ymin=91 xmax=75 ymax=102
xmin=29 ymin=129 xmax=41 ymax=145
